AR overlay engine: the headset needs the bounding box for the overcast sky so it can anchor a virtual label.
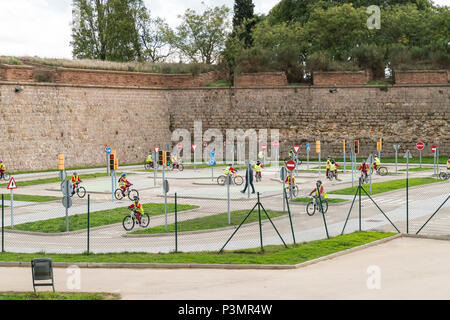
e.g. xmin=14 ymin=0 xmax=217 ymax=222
xmin=0 ymin=0 xmax=448 ymax=59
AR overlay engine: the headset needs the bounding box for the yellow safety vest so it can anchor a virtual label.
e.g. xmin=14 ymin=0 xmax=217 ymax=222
xmin=254 ymin=164 xmax=263 ymax=172
xmin=326 ymin=160 xmax=331 ymax=169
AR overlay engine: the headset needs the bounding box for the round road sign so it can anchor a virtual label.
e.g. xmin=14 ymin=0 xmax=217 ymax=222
xmin=416 ymin=142 xmax=424 ymax=150
xmin=62 ymin=196 xmax=73 ymax=208
xmin=286 ymin=160 xmax=296 ymax=171
xmin=261 ymin=144 xmax=267 ymax=151
xmin=273 ymin=140 xmax=279 ymax=149
xmin=431 ymin=145 xmax=437 ymax=153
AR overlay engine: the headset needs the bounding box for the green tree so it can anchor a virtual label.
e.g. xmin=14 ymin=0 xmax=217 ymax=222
xmin=173 ymin=5 xmax=231 ymax=64
xmin=232 ymin=0 xmax=255 ymax=47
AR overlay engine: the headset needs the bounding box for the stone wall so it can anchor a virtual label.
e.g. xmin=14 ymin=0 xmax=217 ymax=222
xmin=394 ymin=70 xmax=448 ymax=84
xmin=313 ymin=71 xmax=371 ymax=86
xmin=168 ymin=85 xmax=450 ymax=160
xmin=0 ymin=81 xmax=448 ymax=171
xmin=0 ymin=83 xmax=170 ymax=171
xmin=234 ymin=72 xmax=287 ymax=87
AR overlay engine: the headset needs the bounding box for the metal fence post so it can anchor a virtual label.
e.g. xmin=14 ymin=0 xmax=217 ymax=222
xmin=2 ymin=194 xmax=4 ymax=252
xmin=87 ymin=194 xmax=90 ymax=254
xmin=175 ymin=193 xmax=178 ymax=253
xmin=284 ymin=189 xmax=296 ymax=244
xmin=257 ymin=193 xmax=264 ymax=252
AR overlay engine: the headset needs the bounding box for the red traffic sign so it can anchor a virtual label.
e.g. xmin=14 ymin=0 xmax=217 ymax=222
xmin=203 ymin=141 xmax=208 ymax=147
xmin=286 ymin=160 xmax=296 ymax=171
xmin=273 ymin=140 xmax=279 ymax=149
xmin=7 ymin=177 xmax=17 ymax=190
xmin=154 ymin=147 xmax=160 ymax=153
xmin=431 ymin=145 xmax=437 ymax=153
xmin=293 ymin=145 xmax=301 ymax=154
xmin=261 ymin=144 xmax=267 ymax=151
xmin=192 ymin=144 xmax=197 ymax=151
xmin=177 ymin=143 xmax=182 ymax=151
xmin=416 ymin=142 xmax=424 ymax=151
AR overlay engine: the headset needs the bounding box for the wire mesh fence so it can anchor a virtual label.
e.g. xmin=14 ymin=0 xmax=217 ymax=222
xmin=0 ymin=162 xmax=449 ymax=255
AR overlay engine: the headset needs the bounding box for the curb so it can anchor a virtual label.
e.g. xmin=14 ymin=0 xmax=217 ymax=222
xmin=0 ymin=234 xmax=403 ymax=270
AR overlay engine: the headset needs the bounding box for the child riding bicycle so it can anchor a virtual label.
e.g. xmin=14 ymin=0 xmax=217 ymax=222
xmin=71 ymin=171 xmax=82 ymax=195
xmin=224 ymin=164 xmax=237 ymax=177
xmin=254 ymin=160 xmax=264 ymax=180
xmin=0 ymin=161 xmax=5 ymax=180
xmin=309 ymin=180 xmax=327 ymax=202
xmin=119 ymin=173 xmax=132 ymax=197
xmin=145 ymin=152 xmax=153 ymax=167
xmin=128 ymin=196 xmax=144 ymax=226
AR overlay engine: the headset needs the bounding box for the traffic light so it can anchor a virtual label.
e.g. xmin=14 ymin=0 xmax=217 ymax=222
xmin=343 ymin=139 xmax=346 ymax=152
xmin=354 ymin=140 xmax=359 ymax=154
xmin=58 ymin=154 xmax=64 ymax=170
xmin=316 ymin=141 xmax=321 ymax=153
xmin=377 ymin=141 xmax=381 ymax=151
xmin=114 ymin=158 xmax=118 ymax=170
xmin=379 ymin=138 xmax=383 ymax=150
xmin=158 ymin=150 xmax=164 ymax=165
xmin=109 ymin=154 xmax=115 ymax=171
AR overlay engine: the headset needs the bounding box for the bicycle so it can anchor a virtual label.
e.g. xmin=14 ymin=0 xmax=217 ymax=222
xmin=122 ymin=209 xmax=150 ymax=231
xmin=0 ymin=172 xmax=10 ymax=181
xmin=371 ymin=166 xmax=388 ymax=176
xmin=114 ymin=184 xmax=139 ymax=201
xmin=439 ymin=171 xmax=449 ymax=180
xmin=169 ymin=162 xmax=184 ymax=171
xmin=327 ymin=170 xmax=338 ymax=181
xmin=306 ymin=195 xmax=328 ymax=216
xmin=217 ymin=173 xmax=244 ymax=186
xmin=255 ymin=171 xmax=262 ymax=182
xmin=360 ymin=172 xmax=369 ymax=184
xmin=285 ymin=185 xmax=299 ymax=199
xmin=144 ymin=162 xmax=154 ymax=170
xmin=70 ymin=184 xmax=86 ymax=198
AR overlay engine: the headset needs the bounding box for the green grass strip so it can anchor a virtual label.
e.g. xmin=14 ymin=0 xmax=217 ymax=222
xmin=399 ymin=167 xmax=433 ymax=172
xmin=7 ymin=203 xmax=198 ymax=233
xmin=1 ymin=194 xmax=60 ymax=202
xmin=329 ymin=177 xmax=441 ymax=195
xmin=291 ymin=197 xmax=348 ymax=204
xmin=0 ymin=172 xmax=131 ymax=188
xmin=0 ymin=231 xmax=395 ymax=265
xmin=0 ymin=292 xmax=119 ymax=300
xmin=129 ymin=209 xmax=286 ymax=235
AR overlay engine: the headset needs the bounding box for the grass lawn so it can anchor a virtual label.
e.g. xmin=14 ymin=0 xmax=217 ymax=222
xmin=0 ymin=292 xmax=120 ymax=300
xmin=291 ymin=197 xmax=348 ymax=204
xmin=201 ymin=80 xmax=231 ymax=87
xmin=399 ymin=167 xmax=433 ymax=172
xmin=0 ymin=194 xmax=60 ymax=202
xmin=0 ymin=231 xmax=395 ymax=265
xmin=0 ymin=172 xmax=131 ymax=188
xmin=329 ymin=177 xmax=442 ymax=195
xmin=7 ymin=203 xmax=199 ymax=233
xmin=129 ymin=209 xmax=286 ymax=235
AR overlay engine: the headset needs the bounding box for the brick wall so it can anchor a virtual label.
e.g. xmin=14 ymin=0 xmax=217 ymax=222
xmin=0 ymin=65 xmax=34 ymax=82
xmin=313 ymin=71 xmax=371 ymax=86
xmin=394 ymin=70 xmax=448 ymax=84
xmin=234 ymin=72 xmax=287 ymax=87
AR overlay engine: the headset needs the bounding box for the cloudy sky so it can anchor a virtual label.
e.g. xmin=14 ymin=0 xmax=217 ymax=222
xmin=0 ymin=0 xmax=448 ymax=59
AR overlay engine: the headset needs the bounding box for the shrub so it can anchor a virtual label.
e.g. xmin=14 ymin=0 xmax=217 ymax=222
xmin=350 ymin=45 xmax=386 ymax=79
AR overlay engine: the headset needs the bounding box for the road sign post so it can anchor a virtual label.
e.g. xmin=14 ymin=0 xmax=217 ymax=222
xmin=416 ymin=142 xmax=424 ymax=168
xmin=306 ymin=144 xmax=310 ymax=170
xmin=7 ymin=177 xmax=17 ymax=229
xmin=273 ymin=140 xmax=279 ymax=169
xmin=343 ymin=139 xmax=346 ymax=173
xmin=404 ymin=150 xmax=412 ymax=233
xmin=280 ymin=167 xmax=287 ymax=212
xmin=262 ymin=144 xmax=267 ymax=166
xmin=431 ymin=145 xmax=437 ymax=175
xmin=286 ymin=161 xmax=296 ymax=200
xmin=316 ymin=141 xmax=321 ymax=176
xmin=393 ymin=144 xmax=400 ymax=173
xmin=61 ymin=179 xmax=72 ymax=232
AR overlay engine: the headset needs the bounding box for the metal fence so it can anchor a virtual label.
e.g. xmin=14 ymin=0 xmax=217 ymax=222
xmin=1 ymin=165 xmax=449 ymax=255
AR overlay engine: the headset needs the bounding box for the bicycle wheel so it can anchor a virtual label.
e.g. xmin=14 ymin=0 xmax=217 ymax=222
xmin=169 ymin=163 xmax=174 ymax=171
xmin=306 ymin=202 xmax=316 ymax=216
xmin=217 ymin=175 xmax=226 ymax=186
xmin=144 ymin=163 xmax=151 ymax=170
xmin=378 ymin=167 xmax=388 ymax=176
xmin=3 ymin=173 xmax=10 ymax=181
xmin=234 ymin=175 xmax=244 ymax=185
xmin=439 ymin=172 xmax=448 ymax=180
xmin=318 ymin=200 xmax=328 ymax=214
xmin=128 ymin=189 xmax=139 ymax=201
xmin=77 ymin=187 xmax=86 ymax=198
xmin=327 ymin=172 xmax=333 ymax=181
xmin=140 ymin=213 xmax=150 ymax=228
xmin=293 ymin=187 xmax=299 ymax=198
xmin=122 ymin=215 xmax=135 ymax=231
xmin=178 ymin=164 xmax=184 ymax=171
xmin=114 ymin=189 xmax=124 ymax=200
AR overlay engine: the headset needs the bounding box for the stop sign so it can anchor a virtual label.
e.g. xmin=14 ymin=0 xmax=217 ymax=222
xmin=416 ymin=142 xmax=424 ymax=150
xmin=273 ymin=140 xmax=279 ymax=149
xmin=286 ymin=160 xmax=296 ymax=171
xmin=431 ymin=145 xmax=437 ymax=153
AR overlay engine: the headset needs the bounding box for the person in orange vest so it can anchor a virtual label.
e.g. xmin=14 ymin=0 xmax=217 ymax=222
xmin=119 ymin=173 xmax=132 ymax=196
xmin=0 ymin=161 xmax=5 ymax=180
xmin=359 ymin=160 xmax=369 ymax=178
xmin=71 ymin=171 xmax=82 ymax=195
xmin=128 ymin=196 xmax=144 ymax=225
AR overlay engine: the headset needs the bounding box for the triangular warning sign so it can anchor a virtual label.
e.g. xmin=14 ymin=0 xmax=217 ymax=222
xmin=7 ymin=177 xmax=17 ymax=190
xmin=293 ymin=145 xmax=301 ymax=153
